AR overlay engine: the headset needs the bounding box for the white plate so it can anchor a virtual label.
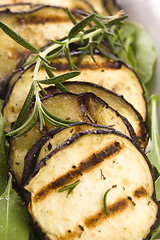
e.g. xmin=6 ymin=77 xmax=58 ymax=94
xmin=117 ymin=0 xmax=160 ymax=123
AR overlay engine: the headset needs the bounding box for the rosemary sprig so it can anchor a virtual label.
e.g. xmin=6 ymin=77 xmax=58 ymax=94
xmin=58 ymin=180 xmax=81 ymax=195
xmin=0 ymin=9 xmax=127 ymax=137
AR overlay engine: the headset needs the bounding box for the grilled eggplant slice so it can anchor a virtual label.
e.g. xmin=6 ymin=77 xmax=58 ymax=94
xmin=0 ymin=5 xmax=81 ymax=81
xmin=47 ymin=54 xmax=147 ymax=120
xmin=42 ymin=81 xmax=148 ymax=148
xmin=41 ymin=92 xmax=135 ymax=137
xmin=9 ymin=92 xmax=135 ymax=185
xmin=3 ymin=53 xmax=146 ymax=133
xmin=22 ymin=123 xmax=114 ymax=186
xmin=3 ymin=53 xmax=146 ymax=134
xmin=25 ymin=129 xmax=159 ymax=240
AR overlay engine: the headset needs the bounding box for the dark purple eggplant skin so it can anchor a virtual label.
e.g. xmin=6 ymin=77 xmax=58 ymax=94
xmin=25 ymin=128 xmax=159 ymax=240
xmin=21 ymin=127 xmax=61 ymax=187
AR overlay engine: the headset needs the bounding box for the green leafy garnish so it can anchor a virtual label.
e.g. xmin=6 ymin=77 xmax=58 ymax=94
xmin=103 ymin=188 xmax=111 ymax=215
xmin=0 ymin=174 xmax=30 ymax=240
xmin=0 ymin=100 xmax=8 ymax=195
xmin=147 ymin=95 xmax=160 ymax=201
xmin=58 ymin=180 xmax=81 ymax=195
xmin=147 ymin=95 xmax=160 ymax=173
xmin=117 ymin=22 xmax=157 ymax=85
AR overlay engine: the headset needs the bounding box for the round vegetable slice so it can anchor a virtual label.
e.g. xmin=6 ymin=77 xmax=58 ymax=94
xmin=25 ymin=129 xmax=159 ymax=240
xmin=9 ymin=92 xmax=135 ymax=185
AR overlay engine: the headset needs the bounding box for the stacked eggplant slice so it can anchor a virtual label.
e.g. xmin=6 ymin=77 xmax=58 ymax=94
xmin=0 ymin=1 xmax=159 ymax=240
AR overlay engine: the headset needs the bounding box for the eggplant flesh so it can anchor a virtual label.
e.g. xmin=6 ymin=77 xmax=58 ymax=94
xmin=25 ymin=129 xmax=159 ymax=240
xmin=9 ymin=92 xmax=134 ymax=185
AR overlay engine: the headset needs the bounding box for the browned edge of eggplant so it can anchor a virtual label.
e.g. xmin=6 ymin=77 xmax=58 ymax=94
xmin=21 ymin=122 xmax=116 ymax=187
xmin=24 ymin=128 xmax=160 ymax=240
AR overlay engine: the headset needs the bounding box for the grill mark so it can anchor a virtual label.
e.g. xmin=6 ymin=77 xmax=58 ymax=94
xmin=50 ymin=60 xmax=122 ymax=71
xmin=34 ymin=141 xmax=121 ymax=201
xmin=133 ymin=186 xmax=147 ymax=198
xmin=84 ymin=198 xmax=128 ymax=229
xmin=50 ymin=198 xmax=128 ymax=239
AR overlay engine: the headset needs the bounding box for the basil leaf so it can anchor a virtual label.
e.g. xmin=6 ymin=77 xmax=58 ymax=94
xmin=68 ymin=13 xmax=96 ymax=40
xmin=0 ymin=22 xmax=40 ymax=54
xmin=37 ymin=71 xmax=80 ymax=84
xmin=151 ymin=221 xmax=160 ymax=239
xmin=0 ymin=174 xmax=30 ymax=240
xmin=132 ymin=22 xmax=157 ymax=84
xmin=0 ymin=100 xmax=8 ymax=195
xmin=118 ymin=22 xmax=157 ymax=84
xmin=147 ymin=95 xmax=160 ymax=173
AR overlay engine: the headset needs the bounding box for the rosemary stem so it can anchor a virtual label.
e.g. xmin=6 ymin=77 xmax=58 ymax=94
xmin=41 ymin=28 xmax=103 ymax=60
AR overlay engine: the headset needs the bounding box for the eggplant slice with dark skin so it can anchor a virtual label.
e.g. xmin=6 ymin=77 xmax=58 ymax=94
xmin=0 ymin=5 xmax=83 ymax=82
xmin=42 ymin=81 xmax=148 ymax=148
xmin=22 ymin=123 xmax=115 ymax=186
xmin=9 ymin=91 xmax=136 ymax=185
xmin=25 ymin=129 xmax=159 ymax=240
xmin=0 ymin=0 xmax=119 ymax=85
xmin=3 ymin=54 xmax=148 ymax=150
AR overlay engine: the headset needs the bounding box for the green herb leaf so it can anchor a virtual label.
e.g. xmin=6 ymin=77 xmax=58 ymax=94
xmin=68 ymin=13 xmax=96 ymax=40
xmin=23 ymin=55 xmax=39 ymax=68
xmin=58 ymin=180 xmax=81 ymax=195
xmin=15 ymin=114 xmax=38 ymax=138
xmin=66 ymin=8 xmax=77 ymax=25
xmin=132 ymin=22 xmax=157 ymax=84
xmin=44 ymin=65 xmax=68 ymax=92
xmin=147 ymin=95 xmax=160 ymax=173
xmin=105 ymin=15 xmax=128 ymax=28
xmin=41 ymin=103 xmax=75 ymax=125
xmin=103 ymin=188 xmax=111 ymax=215
xmin=0 ymin=100 xmax=8 ymax=195
xmin=117 ymin=22 xmax=157 ymax=84
xmin=76 ymin=48 xmax=88 ymax=67
xmin=37 ymin=71 xmax=80 ymax=84
xmin=12 ymin=83 xmax=35 ymax=130
xmin=0 ymin=174 xmax=30 ymax=240
xmin=64 ymin=44 xmax=74 ymax=69
xmin=0 ymin=22 xmax=40 ymax=54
